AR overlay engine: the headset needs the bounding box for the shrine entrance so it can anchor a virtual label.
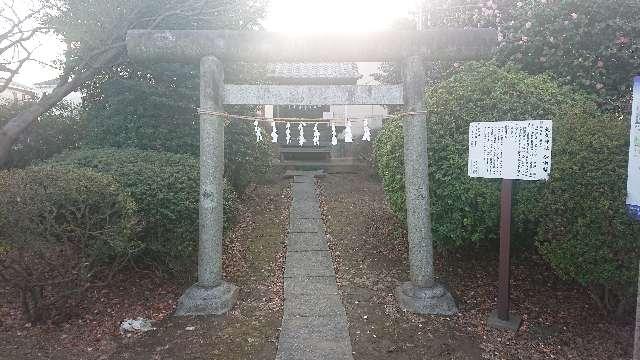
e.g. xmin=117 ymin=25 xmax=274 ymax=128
xmin=125 ymin=29 xmax=495 ymax=317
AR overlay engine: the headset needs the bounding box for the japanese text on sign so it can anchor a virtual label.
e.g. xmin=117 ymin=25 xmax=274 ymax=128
xmin=468 ymin=120 xmax=553 ymax=181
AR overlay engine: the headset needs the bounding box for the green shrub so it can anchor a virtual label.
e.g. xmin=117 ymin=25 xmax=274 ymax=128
xmin=84 ymin=63 xmax=272 ymax=192
xmin=224 ymin=119 xmax=273 ymax=192
xmin=376 ymin=63 xmax=599 ymax=247
xmin=47 ymin=148 xmax=239 ymax=272
xmin=0 ymin=166 xmax=139 ymax=322
xmin=375 ymin=62 xmax=640 ymax=314
xmin=536 ymin=114 xmax=640 ymax=316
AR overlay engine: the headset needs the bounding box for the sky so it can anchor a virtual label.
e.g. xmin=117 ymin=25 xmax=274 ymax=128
xmin=262 ymin=0 xmax=415 ymax=33
xmin=12 ymin=0 xmax=418 ymax=86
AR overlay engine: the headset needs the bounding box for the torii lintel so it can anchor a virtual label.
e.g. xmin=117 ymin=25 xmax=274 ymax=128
xmin=126 ymin=29 xmax=497 ymax=63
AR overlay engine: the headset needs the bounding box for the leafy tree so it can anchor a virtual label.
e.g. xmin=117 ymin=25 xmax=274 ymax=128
xmin=498 ymin=0 xmax=640 ymax=111
xmin=84 ymin=63 xmax=200 ymax=155
xmin=83 ymin=62 xmax=272 ymax=192
xmin=377 ymin=0 xmax=639 ymax=112
xmin=0 ymin=0 xmax=266 ymax=166
xmin=78 ymin=0 xmax=270 ymax=191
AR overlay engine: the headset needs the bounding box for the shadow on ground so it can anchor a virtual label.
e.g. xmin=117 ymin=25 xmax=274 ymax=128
xmin=318 ymin=172 xmax=633 ymax=360
xmin=108 ymin=181 xmax=290 ymax=360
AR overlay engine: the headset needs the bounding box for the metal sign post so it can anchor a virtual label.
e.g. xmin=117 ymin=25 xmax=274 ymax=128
xmin=497 ymin=178 xmax=514 ymax=322
xmin=468 ymin=120 xmax=553 ymax=331
xmin=628 ymin=75 xmax=640 ymax=360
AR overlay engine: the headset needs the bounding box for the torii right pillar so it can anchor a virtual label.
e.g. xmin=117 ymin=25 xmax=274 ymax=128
xmin=396 ymin=55 xmax=458 ymax=315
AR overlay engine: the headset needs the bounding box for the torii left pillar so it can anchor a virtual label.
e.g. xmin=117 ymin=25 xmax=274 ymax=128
xmin=395 ymin=56 xmax=457 ymax=315
xmin=175 ymin=56 xmax=238 ymax=316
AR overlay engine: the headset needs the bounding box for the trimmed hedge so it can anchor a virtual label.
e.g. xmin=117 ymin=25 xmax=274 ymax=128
xmin=85 ymin=64 xmax=272 ymax=194
xmin=47 ymin=148 xmax=239 ymax=272
xmin=224 ymin=120 xmax=273 ymax=192
xmin=375 ymin=62 xmax=640 ymax=313
xmin=537 ymin=112 xmax=640 ymax=315
xmin=0 ymin=166 xmax=139 ymax=322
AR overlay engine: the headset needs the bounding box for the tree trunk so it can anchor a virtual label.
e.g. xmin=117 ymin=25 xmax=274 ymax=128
xmin=0 ymin=73 xmax=88 ymax=167
xmin=0 ymin=48 xmax=124 ymax=167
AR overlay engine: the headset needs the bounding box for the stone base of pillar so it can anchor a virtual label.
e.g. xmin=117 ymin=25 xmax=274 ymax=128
xmin=396 ymin=281 xmax=458 ymax=315
xmin=175 ymin=281 xmax=238 ymax=316
xmin=487 ymin=310 xmax=522 ymax=331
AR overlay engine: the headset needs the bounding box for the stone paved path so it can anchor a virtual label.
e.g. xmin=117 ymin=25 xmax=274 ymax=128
xmin=276 ymin=173 xmax=354 ymax=360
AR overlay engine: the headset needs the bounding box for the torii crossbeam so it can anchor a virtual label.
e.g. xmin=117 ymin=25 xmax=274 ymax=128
xmin=125 ymin=29 xmax=496 ymax=316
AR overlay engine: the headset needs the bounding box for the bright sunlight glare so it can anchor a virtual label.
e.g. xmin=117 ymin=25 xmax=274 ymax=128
xmin=262 ymin=0 xmax=419 ymax=33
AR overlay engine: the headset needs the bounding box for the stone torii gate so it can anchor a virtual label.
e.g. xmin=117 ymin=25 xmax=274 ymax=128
xmin=126 ymin=29 xmax=495 ymax=316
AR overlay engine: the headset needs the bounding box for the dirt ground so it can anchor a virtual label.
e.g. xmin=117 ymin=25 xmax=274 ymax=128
xmin=317 ymin=172 xmax=633 ymax=360
xmin=0 ymin=173 xmax=635 ymax=359
xmin=0 ymin=180 xmax=290 ymax=360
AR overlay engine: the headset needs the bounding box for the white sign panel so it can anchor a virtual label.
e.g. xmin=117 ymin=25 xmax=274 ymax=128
xmin=627 ymin=76 xmax=640 ymax=218
xmin=468 ymin=120 xmax=553 ymax=180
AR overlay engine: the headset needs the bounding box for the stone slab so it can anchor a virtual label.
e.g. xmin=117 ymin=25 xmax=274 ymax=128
xmin=396 ymin=282 xmax=458 ymax=316
xmin=283 ymin=293 xmax=346 ymax=317
xmin=293 ymin=175 xmax=314 ymax=183
xmin=174 ymin=282 xmax=238 ymax=316
xmin=284 ymin=275 xmax=338 ymax=297
xmin=292 ymin=184 xmax=316 ymax=197
xmin=290 ymin=202 xmax=322 ymax=219
xmin=487 ymin=310 xmax=522 ymax=331
xmin=293 ymin=180 xmax=315 ymax=190
xmin=284 ymin=170 xmax=326 ymax=178
xmin=225 ymin=84 xmax=404 ymax=105
xmin=287 ymin=232 xmax=329 ymax=252
xmin=289 ymin=218 xmax=323 ymax=234
xmin=292 ymin=192 xmax=318 ymax=204
xmin=278 ymin=316 xmax=353 ymax=360
xmin=284 ymin=251 xmax=334 ymax=278
xmin=280 ymin=314 xmax=350 ymax=340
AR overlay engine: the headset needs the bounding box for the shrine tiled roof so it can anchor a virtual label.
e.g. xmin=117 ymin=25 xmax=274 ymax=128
xmin=266 ymin=63 xmax=361 ymax=82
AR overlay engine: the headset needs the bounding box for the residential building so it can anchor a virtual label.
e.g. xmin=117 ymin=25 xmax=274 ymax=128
xmin=0 ymin=80 xmax=37 ymax=103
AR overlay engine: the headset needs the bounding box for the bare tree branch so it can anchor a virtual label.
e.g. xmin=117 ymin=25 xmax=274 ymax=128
xmin=0 ymin=1 xmax=48 ymax=93
xmin=0 ymin=0 xmax=254 ymax=166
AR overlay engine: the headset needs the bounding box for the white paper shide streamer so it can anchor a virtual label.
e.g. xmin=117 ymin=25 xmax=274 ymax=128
xmin=298 ymin=123 xmax=305 ymax=146
xmin=362 ymin=119 xmax=371 ymax=142
xmin=285 ymin=122 xmax=291 ymax=144
xmin=331 ymin=123 xmax=338 ymax=146
xmin=344 ymin=119 xmax=353 ymax=143
xmin=254 ymin=120 xmax=263 ymax=143
xmin=313 ymin=123 xmax=320 ymax=146
xmin=271 ymin=121 xmax=278 ymax=143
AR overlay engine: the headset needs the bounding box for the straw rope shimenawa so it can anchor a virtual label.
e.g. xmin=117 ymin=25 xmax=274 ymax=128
xmin=197 ymin=109 xmax=428 ymax=124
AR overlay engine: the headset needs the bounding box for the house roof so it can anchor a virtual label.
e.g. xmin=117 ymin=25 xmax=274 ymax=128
xmin=266 ymin=63 xmax=361 ymax=84
xmin=0 ymin=80 xmax=36 ymax=93
xmin=34 ymin=78 xmax=60 ymax=86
